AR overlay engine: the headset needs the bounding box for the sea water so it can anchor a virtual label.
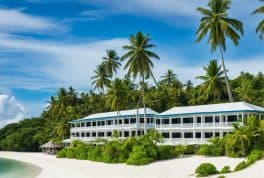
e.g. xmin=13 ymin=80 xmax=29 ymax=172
xmin=0 ymin=158 xmax=41 ymax=178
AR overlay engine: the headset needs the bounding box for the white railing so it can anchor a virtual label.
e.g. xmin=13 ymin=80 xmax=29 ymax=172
xmin=162 ymin=138 xmax=210 ymax=145
xmin=156 ymin=122 xmax=236 ymax=129
xmin=71 ymin=123 xmax=155 ymax=132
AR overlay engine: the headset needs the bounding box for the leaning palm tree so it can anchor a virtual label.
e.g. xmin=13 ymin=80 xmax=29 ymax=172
xmin=91 ymin=63 xmax=111 ymax=92
xmin=197 ymin=60 xmax=226 ymax=100
xmin=252 ymin=0 xmax=264 ymax=39
xmin=196 ymin=0 xmax=244 ymax=102
xmin=121 ymin=32 xmax=160 ymax=134
xmin=160 ymin=69 xmax=177 ymax=87
xmin=103 ymin=50 xmax=121 ymax=77
xmin=106 ymin=78 xmax=129 ymax=114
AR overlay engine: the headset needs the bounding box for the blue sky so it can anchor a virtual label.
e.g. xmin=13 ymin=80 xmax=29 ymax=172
xmin=0 ymin=0 xmax=263 ymax=127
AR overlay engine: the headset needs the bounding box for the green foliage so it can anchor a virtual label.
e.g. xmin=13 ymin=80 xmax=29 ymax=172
xmin=175 ymin=145 xmax=187 ymax=157
xmin=217 ymin=176 xmax=225 ymax=178
xmin=157 ymin=145 xmax=176 ymax=160
xmin=246 ymin=149 xmax=263 ymax=165
xmin=126 ymin=145 xmax=154 ymax=165
xmin=234 ymin=161 xmax=248 ymax=171
xmin=56 ymin=149 xmax=67 ymax=158
xmin=220 ymin=166 xmax=231 ymax=174
xmin=197 ymin=143 xmax=224 ymax=156
xmin=184 ymin=145 xmax=199 ymax=154
xmin=65 ymin=148 xmax=77 ymax=159
xmin=195 ymin=163 xmax=218 ymax=177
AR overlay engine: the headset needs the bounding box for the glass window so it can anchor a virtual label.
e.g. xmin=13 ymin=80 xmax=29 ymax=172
xmin=215 ymin=132 xmax=220 ymax=137
xmin=92 ymin=132 xmax=96 ymax=137
xmin=81 ymin=132 xmax=85 ymax=137
xmin=184 ymin=132 xmax=193 ymax=138
xmin=76 ymin=133 xmax=80 ymax=137
xmin=86 ymin=132 xmax=90 ymax=137
xmin=183 ymin=117 xmax=193 ymax=124
xmin=215 ymin=116 xmax=220 ymax=122
xmin=130 ymin=118 xmax=136 ymax=123
xmin=124 ymin=119 xmax=129 ymax=124
xmin=98 ymin=132 xmax=104 ymax=137
xmin=131 ymin=131 xmax=136 ymax=136
xmin=205 ymin=132 xmax=213 ymax=138
xmin=107 ymin=132 xmax=112 ymax=137
xmin=86 ymin=122 xmax=91 ymax=127
xmin=162 ymin=132 xmax=170 ymax=138
xmin=71 ymin=133 xmax=75 ymax=137
xmin=172 ymin=132 xmax=181 ymax=138
xmin=228 ymin=115 xmax=237 ymax=122
xmin=197 ymin=117 xmax=201 ymax=123
xmin=195 ymin=132 xmax=201 ymax=138
xmin=124 ymin=131 xmax=129 ymax=137
xmin=171 ymin=118 xmax=181 ymax=124
xmin=140 ymin=118 xmax=144 ymax=123
xmin=156 ymin=119 xmax=160 ymax=125
xmin=162 ymin=118 xmax=169 ymax=124
xmin=92 ymin=121 xmax=96 ymax=126
xmin=205 ymin=116 xmax=213 ymax=123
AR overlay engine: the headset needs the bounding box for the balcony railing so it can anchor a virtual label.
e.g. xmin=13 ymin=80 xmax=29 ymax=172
xmin=70 ymin=123 xmax=155 ymax=131
xmin=155 ymin=122 xmax=236 ymax=129
xmin=162 ymin=138 xmax=210 ymax=145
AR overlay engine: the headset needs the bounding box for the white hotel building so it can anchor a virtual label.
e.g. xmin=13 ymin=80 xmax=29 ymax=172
xmin=66 ymin=102 xmax=264 ymax=145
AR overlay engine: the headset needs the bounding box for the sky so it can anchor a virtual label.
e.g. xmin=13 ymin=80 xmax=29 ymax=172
xmin=0 ymin=0 xmax=263 ymax=127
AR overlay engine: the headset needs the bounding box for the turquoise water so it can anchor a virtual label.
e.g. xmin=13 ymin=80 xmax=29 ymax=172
xmin=0 ymin=158 xmax=41 ymax=178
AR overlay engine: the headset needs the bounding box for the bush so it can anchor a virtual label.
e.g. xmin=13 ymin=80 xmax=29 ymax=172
xmin=157 ymin=145 xmax=176 ymax=160
xmin=195 ymin=163 xmax=218 ymax=177
xmin=175 ymin=145 xmax=186 ymax=157
xmin=87 ymin=145 xmax=102 ymax=161
xmin=56 ymin=148 xmax=67 ymax=158
xmin=184 ymin=145 xmax=199 ymax=154
xmin=126 ymin=145 xmax=154 ymax=165
xmin=71 ymin=140 xmax=86 ymax=148
xmin=234 ymin=161 xmax=248 ymax=171
xmin=197 ymin=143 xmax=224 ymax=156
xmin=217 ymin=176 xmax=225 ymax=178
xmin=220 ymin=166 xmax=231 ymax=174
xmin=65 ymin=148 xmax=76 ymax=159
xmin=75 ymin=146 xmax=88 ymax=160
xmin=247 ymin=149 xmax=263 ymax=165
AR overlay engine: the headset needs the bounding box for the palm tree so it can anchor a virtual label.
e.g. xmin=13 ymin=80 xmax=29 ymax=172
xmin=106 ymin=78 xmax=129 ymax=114
xmin=161 ymin=69 xmax=177 ymax=87
xmin=196 ymin=0 xmax=244 ymax=102
xmin=55 ymin=121 xmax=69 ymax=139
xmin=252 ymin=0 xmax=264 ymax=39
xmin=121 ymin=32 xmax=160 ymax=134
xmin=197 ymin=60 xmax=226 ymax=100
xmin=103 ymin=50 xmax=121 ymax=77
xmin=234 ymin=79 xmax=255 ymax=102
xmin=91 ymin=63 xmax=111 ymax=92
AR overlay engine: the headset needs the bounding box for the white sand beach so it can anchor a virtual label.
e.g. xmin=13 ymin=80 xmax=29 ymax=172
xmin=0 ymin=151 xmax=263 ymax=178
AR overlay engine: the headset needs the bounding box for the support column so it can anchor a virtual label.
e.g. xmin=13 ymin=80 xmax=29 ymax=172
xmin=180 ymin=117 xmax=183 ymax=127
xmin=169 ymin=117 xmax=172 ymax=128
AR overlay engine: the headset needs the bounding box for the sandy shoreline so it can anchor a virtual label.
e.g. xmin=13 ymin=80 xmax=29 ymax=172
xmin=0 ymin=152 xmax=263 ymax=178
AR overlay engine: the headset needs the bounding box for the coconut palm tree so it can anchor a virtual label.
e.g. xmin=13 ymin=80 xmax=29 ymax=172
xmin=196 ymin=0 xmax=244 ymax=102
xmin=103 ymin=50 xmax=121 ymax=77
xmin=91 ymin=63 xmax=111 ymax=92
xmin=106 ymin=78 xmax=129 ymax=114
xmin=252 ymin=0 xmax=264 ymax=39
xmin=160 ymin=69 xmax=177 ymax=87
xmin=55 ymin=121 xmax=69 ymax=139
xmin=197 ymin=60 xmax=226 ymax=100
xmin=234 ymin=79 xmax=255 ymax=102
xmin=121 ymin=32 xmax=160 ymax=134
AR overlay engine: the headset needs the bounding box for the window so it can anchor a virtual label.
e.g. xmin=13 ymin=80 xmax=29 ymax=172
xmin=71 ymin=133 xmax=76 ymax=137
xmin=119 ymin=119 xmax=122 ymax=124
xmin=130 ymin=118 xmax=136 ymax=123
xmin=184 ymin=132 xmax=193 ymax=138
xmin=215 ymin=132 xmax=220 ymax=137
xmin=156 ymin=119 xmax=160 ymax=125
xmin=205 ymin=132 xmax=213 ymax=138
xmin=107 ymin=132 xmax=112 ymax=137
xmin=86 ymin=132 xmax=90 ymax=137
xmin=124 ymin=131 xmax=129 ymax=137
xmin=131 ymin=131 xmax=136 ymax=136
xmin=172 ymin=132 xmax=181 ymax=138
xmin=195 ymin=132 xmax=201 ymax=138
xmin=71 ymin=124 xmax=75 ymax=128
xmin=162 ymin=132 xmax=170 ymax=138
xmin=76 ymin=133 xmax=80 ymax=137
xmin=107 ymin=120 xmax=113 ymax=125
xmin=98 ymin=132 xmax=104 ymax=137
xmin=92 ymin=121 xmax=96 ymax=126
xmin=162 ymin=118 xmax=169 ymax=124
xmin=197 ymin=117 xmax=201 ymax=123
xmin=76 ymin=123 xmax=80 ymax=127
xmin=171 ymin=118 xmax=181 ymax=124
xmin=86 ymin=122 xmax=91 ymax=127
xmin=228 ymin=115 xmax=237 ymax=122
xmin=215 ymin=116 xmax=220 ymax=122
xmin=81 ymin=122 xmax=85 ymax=127
xmin=92 ymin=132 xmax=96 ymax=137
xmin=205 ymin=116 xmax=213 ymax=123
xmin=183 ymin=117 xmax=193 ymax=124
xmin=140 ymin=118 xmax=144 ymax=123
xmin=81 ymin=132 xmax=85 ymax=137
xmin=124 ymin=119 xmax=129 ymax=124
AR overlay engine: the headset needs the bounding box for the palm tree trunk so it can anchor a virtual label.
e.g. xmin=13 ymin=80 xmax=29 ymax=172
xmin=142 ymin=76 xmax=147 ymax=135
xmin=220 ymin=46 xmax=234 ymax=102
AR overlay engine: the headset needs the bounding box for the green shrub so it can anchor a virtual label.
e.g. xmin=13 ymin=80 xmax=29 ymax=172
xmin=197 ymin=143 xmax=224 ymax=156
xmin=195 ymin=163 xmax=218 ymax=177
xmin=234 ymin=161 xmax=248 ymax=171
xmin=175 ymin=145 xmax=186 ymax=157
xmin=220 ymin=166 xmax=231 ymax=174
xmin=56 ymin=148 xmax=67 ymax=158
xmin=71 ymin=140 xmax=86 ymax=148
xmin=196 ymin=144 xmax=212 ymax=155
xmin=126 ymin=145 xmax=154 ymax=165
xmin=65 ymin=148 xmax=76 ymax=159
xmin=217 ymin=176 xmax=225 ymax=178
xmin=157 ymin=145 xmax=176 ymax=160
xmin=247 ymin=149 xmax=263 ymax=165
xmin=87 ymin=145 xmax=102 ymax=161
xmin=75 ymin=146 xmax=88 ymax=160
xmin=184 ymin=145 xmax=199 ymax=154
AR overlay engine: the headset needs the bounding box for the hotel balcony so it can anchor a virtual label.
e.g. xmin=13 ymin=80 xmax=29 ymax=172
xmin=155 ymin=122 xmax=237 ymax=129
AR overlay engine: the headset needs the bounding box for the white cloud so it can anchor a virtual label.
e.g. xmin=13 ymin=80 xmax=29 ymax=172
xmin=0 ymin=8 xmax=63 ymax=33
xmin=0 ymin=94 xmax=25 ymax=128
